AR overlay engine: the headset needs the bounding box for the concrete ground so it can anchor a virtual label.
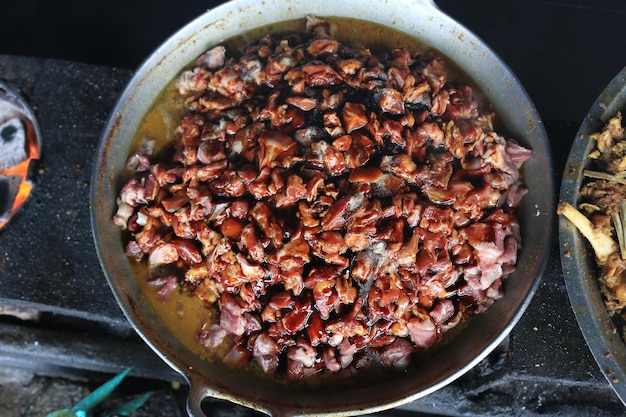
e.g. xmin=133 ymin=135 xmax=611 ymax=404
xmin=0 ymin=363 xmax=290 ymax=417
xmin=0 ymin=366 xmax=186 ymax=417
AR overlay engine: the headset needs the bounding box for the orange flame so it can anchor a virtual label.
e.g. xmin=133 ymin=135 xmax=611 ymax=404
xmin=0 ymin=91 xmax=40 ymax=230
xmin=0 ymin=151 xmax=36 ymax=230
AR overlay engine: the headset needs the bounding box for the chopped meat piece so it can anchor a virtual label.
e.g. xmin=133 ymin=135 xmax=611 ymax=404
xmin=379 ymin=338 xmax=414 ymax=368
xmin=196 ymin=45 xmax=226 ymax=69
xmin=407 ymin=313 xmax=438 ymax=348
xmin=196 ymin=324 xmax=230 ymax=351
xmin=148 ymin=274 xmax=179 ymax=303
xmin=223 ymin=345 xmax=252 ymax=366
xmin=307 ymin=38 xmax=340 ymax=56
xmin=378 ymin=88 xmax=405 ymax=115
xmin=429 ymin=299 xmax=455 ymax=326
xmin=341 ymin=102 xmax=369 ymax=133
xmin=302 ymin=64 xmax=343 ymax=87
xmin=148 ymin=243 xmax=179 ymax=266
xmin=256 ymin=129 xmax=299 ymax=169
xmin=580 ymin=180 xmax=626 ymax=217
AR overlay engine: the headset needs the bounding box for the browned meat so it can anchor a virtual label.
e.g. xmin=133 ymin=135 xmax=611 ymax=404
xmin=114 ymin=16 xmax=531 ymax=378
xmin=559 ymin=113 xmax=626 ymax=318
xmin=581 ymin=180 xmax=626 ymax=216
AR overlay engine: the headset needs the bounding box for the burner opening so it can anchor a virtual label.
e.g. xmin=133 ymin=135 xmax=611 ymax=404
xmin=0 ymin=81 xmax=41 ymax=230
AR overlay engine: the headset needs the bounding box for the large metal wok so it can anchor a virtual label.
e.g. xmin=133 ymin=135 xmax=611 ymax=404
xmin=559 ymin=66 xmax=626 ymax=406
xmin=90 ymin=0 xmax=553 ymax=415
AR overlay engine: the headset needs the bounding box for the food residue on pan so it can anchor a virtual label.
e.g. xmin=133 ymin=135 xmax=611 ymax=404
xmin=558 ymin=111 xmax=626 ymax=318
xmin=113 ymin=15 xmax=532 ymax=378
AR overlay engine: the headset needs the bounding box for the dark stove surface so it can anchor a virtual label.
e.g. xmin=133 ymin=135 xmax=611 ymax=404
xmin=1 ymin=1 xmax=626 ymax=415
xmin=0 ymin=57 xmax=129 ymax=325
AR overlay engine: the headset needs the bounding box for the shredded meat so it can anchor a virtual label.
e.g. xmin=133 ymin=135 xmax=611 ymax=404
xmin=581 ymin=181 xmax=626 ymax=221
xmin=114 ymin=16 xmax=530 ymax=378
xmin=561 ymin=112 xmax=626 ymax=316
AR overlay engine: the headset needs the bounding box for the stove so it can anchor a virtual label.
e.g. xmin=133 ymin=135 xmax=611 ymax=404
xmin=0 ymin=56 xmax=619 ymax=417
xmin=1 ymin=1 xmax=626 ymax=415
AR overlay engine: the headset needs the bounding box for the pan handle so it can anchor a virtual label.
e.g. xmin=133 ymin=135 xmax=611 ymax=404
xmin=185 ymin=381 xmax=282 ymax=417
xmin=185 ymin=383 xmax=211 ymax=417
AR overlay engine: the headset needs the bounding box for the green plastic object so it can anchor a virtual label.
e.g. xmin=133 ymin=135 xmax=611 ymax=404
xmin=46 ymin=368 xmax=153 ymax=417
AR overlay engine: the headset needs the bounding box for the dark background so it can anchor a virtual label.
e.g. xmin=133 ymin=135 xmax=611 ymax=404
xmin=0 ymin=0 xmax=625 ymax=124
